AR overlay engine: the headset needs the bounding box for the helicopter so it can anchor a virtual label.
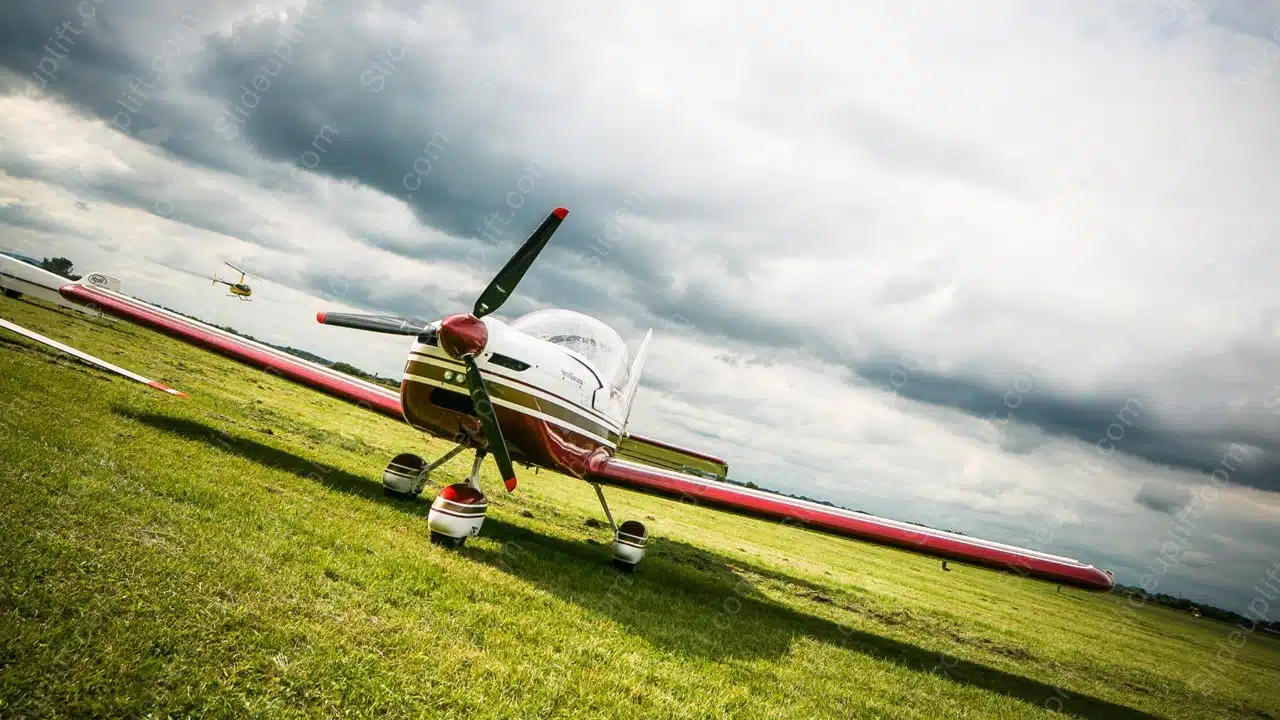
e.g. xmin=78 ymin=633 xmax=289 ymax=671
xmin=212 ymin=262 xmax=253 ymax=300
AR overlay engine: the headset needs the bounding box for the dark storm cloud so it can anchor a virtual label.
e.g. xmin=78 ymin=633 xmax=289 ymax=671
xmin=293 ymin=268 xmax=451 ymax=323
xmin=1135 ymin=480 xmax=1194 ymax=515
xmin=0 ymin=2 xmax=130 ymax=89
xmin=653 ymin=323 xmax=1280 ymax=492
xmin=0 ymin=154 xmax=294 ymax=254
xmin=0 ymin=202 xmax=87 ymax=239
xmin=0 ymin=0 xmax=754 ymax=319
xmin=857 ymin=358 xmax=1280 ymax=492
xmin=95 ymin=181 xmax=300 ymax=252
xmin=186 ymin=19 xmax=568 ymax=244
xmin=174 ymin=8 xmax=699 ymax=293
xmin=0 ymin=1 xmax=204 ymax=131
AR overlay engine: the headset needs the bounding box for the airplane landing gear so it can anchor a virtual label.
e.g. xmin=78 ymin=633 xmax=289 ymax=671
xmin=427 ymin=451 xmax=489 ymax=548
xmin=593 ymin=483 xmax=648 ymax=572
xmin=382 ymin=443 xmax=468 ymax=498
xmin=612 ymin=520 xmax=649 ymax=572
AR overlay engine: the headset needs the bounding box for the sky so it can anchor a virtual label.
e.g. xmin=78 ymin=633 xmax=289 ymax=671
xmin=0 ymin=0 xmax=1277 ymax=613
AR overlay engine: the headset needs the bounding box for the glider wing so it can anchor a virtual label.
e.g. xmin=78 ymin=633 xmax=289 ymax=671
xmin=59 ymin=280 xmax=404 ymax=419
xmin=0 ymin=316 xmax=187 ymax=397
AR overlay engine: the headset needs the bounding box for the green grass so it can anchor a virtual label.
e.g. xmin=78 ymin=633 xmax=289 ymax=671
xmin=1 ymin=294 xmax=1278 ymax=720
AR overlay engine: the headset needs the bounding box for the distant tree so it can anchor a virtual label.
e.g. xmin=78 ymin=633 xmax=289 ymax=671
xmin=331 ymin=361 xmax=371 ymax=380
xmin=370 ymin=374 xmax=401 ymax=390
xmin=40 ymin=257 xmax=81 ymax=281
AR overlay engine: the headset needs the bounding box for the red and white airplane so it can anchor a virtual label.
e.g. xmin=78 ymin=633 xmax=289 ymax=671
xmin=16 ymin=207 xmax=1114 ymax=590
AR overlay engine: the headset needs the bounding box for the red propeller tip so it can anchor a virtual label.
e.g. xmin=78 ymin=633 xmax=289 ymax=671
xmin=505 ymin=476 xmax=518 ymax=492
xmin=553 ymin=207 xmax=569 ymax=219
xmin=316 ymin=311 xmax=327 ymax=323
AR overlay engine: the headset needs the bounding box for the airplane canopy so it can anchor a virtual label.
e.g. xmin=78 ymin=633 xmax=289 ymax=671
xmin=510 ymin=309 xmax=630 ymax=389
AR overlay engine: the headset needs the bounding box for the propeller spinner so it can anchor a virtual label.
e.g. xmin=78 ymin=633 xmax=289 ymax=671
xmin=317 ymin=206 xmax=570 ymax=492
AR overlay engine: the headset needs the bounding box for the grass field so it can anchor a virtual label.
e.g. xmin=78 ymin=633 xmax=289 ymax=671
xmin=2 ymin=294 xmax=1279 ymax=720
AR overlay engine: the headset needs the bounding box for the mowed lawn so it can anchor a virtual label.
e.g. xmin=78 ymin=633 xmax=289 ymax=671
xmin=1 ymin=294 xmax=1278 ymax=720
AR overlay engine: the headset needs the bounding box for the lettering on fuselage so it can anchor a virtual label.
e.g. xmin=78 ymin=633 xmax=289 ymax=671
xmin=561 ymin=369 xmax=584 ymax=388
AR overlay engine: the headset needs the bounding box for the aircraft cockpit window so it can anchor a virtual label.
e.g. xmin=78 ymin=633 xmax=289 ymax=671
xmin=509 ymin=309 xmax=629 ymax=389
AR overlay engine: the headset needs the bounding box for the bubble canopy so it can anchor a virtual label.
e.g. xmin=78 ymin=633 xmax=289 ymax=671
xmin=508 ymin=309 xmax=630 ymax=389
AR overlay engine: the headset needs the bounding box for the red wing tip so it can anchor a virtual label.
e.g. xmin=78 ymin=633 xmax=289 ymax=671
xmin=146 ymin=380 xmax=187 ymax=397
xmin=316 ymin=311 xmax=327 ymax=324
xmin=552 ymin=207 xmax=569 ymax=219
xmin=504 ymin=477 xmax=518 ymax=492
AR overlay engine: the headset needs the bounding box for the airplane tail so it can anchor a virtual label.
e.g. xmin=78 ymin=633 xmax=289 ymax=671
xmin=620 ymin=328 xmax=652 ymax=434
xmin=77 ymin=271 xmax=122 ymax=293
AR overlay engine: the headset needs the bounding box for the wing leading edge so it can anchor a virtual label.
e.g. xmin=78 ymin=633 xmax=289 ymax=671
xmin=586 ymin=456 xmax=1115 ymax=591
xmin=0 ymin=317 xmax=188 ymax=397
xmin=59 ymin=281 xmax=403 ymax=419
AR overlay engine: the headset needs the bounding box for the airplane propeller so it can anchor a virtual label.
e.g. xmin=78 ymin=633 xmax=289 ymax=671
xmin=463 ymin=355 xmax=517 ymax=492
xmin=317 ymin=206 xmax=570 ymax=493
xmin=473 ymin=207 xmax=568 ymax=318
xmin=314 ymin=312 xmax=430 ymax=336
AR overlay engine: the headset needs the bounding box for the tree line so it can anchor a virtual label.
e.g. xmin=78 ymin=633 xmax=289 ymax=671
xmin=1113 ymin=585 xmax=1280 ymax=632
xmin=39 ymin=256 xmax=82 ymax=281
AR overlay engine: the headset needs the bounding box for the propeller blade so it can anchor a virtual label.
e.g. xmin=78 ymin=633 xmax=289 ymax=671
xmin=473 ymin=207 xmax=568 ymax=318
xmin=316 ymin=311 xmax=430 ymax=336
xmin=463 ymin=355 xmax=518 ymax=492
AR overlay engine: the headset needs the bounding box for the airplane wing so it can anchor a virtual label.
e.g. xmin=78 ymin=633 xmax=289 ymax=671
xmin=59 ymin=280 xmax=404 ymax=419
xmin=585 ymin=455 xmax=1115 ymax=591
xmin=616 ymin=433 xmax=729 ymax=480
xmin=0 ymin=316 xmax=188 ymax=397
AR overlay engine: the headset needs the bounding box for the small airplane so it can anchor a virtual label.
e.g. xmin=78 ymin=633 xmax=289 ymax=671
xmin=19 ymin=207 xmax=1113 ymax=591
xmin=212 ymin=262 xmax=253 ymax=300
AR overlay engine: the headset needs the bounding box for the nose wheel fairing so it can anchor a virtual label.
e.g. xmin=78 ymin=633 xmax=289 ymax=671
xmin=428 ymin=480 xmax=489 ymax=548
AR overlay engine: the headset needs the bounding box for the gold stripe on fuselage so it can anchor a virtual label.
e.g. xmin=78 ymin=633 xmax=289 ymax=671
xmin=402 ymin=360 xmax=620 ymax=449
xmin=407 ymin=351 xmax=624 ymax=432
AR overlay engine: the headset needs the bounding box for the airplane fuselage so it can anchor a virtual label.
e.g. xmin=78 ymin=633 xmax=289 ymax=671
xmin=399 ymin=315 xmax=626 ymax=478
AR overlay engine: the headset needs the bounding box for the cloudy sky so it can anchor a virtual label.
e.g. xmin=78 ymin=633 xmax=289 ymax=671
xmin=2 ymin=0 xmax=1277 ymax=612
